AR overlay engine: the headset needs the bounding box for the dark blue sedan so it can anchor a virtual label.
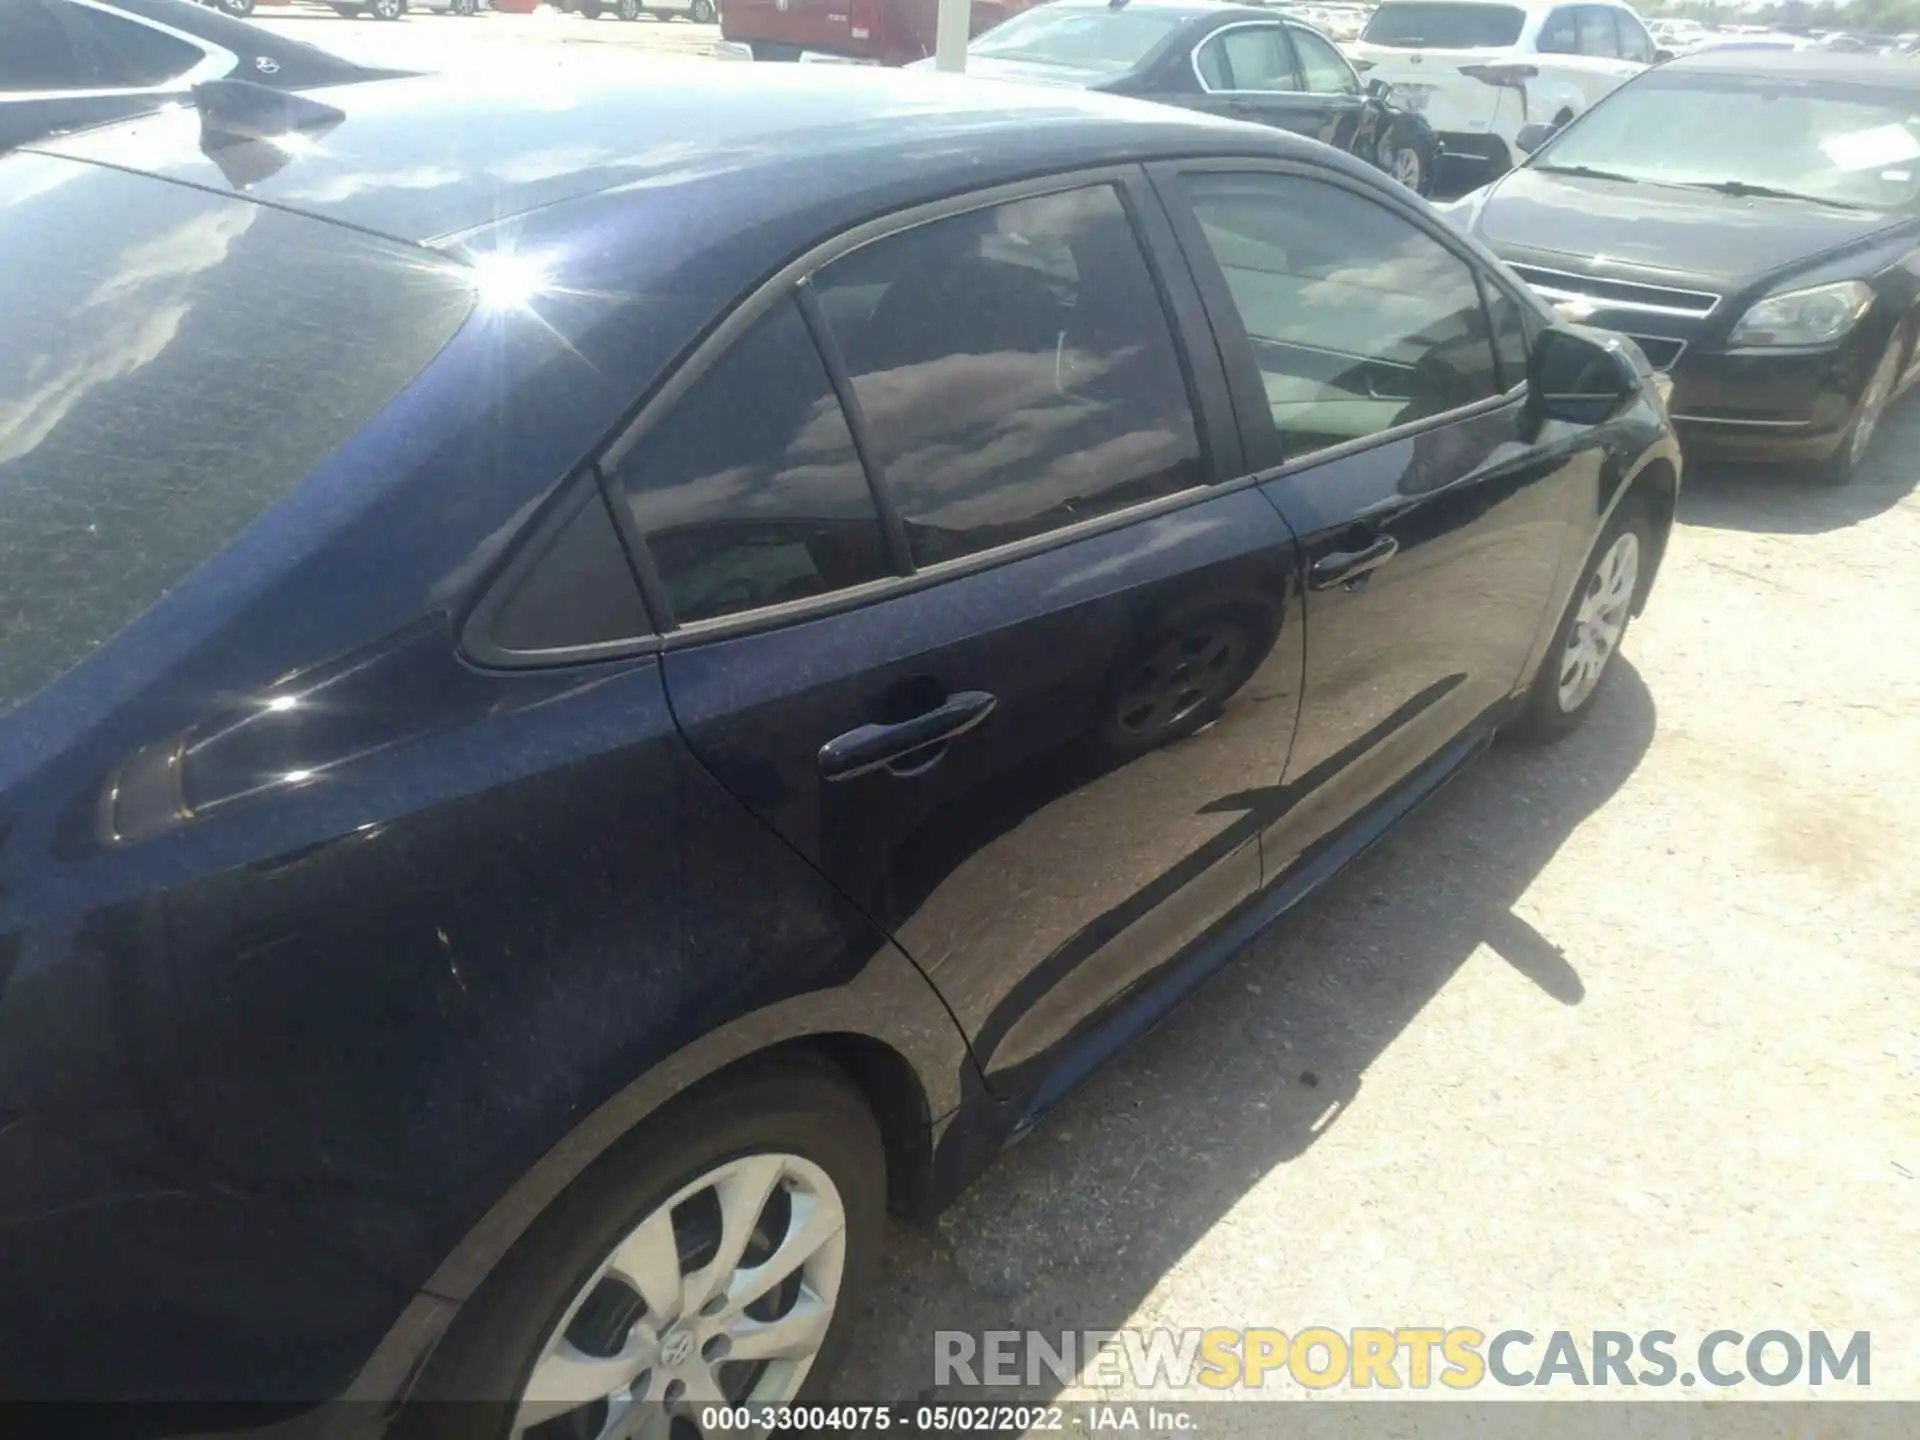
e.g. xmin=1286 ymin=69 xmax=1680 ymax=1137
xmin=0 ymin=61 xmax=1676 ymax=1419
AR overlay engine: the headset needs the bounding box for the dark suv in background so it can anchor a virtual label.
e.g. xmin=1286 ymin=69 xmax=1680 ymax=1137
xmin=0 ymin=61 xmax=1676 ymax=1426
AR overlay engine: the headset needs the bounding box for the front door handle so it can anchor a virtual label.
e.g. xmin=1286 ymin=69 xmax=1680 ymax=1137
xmin=818 ymin=690 xmax=997 ymax=782
xmin=1309 ymin=534 xmax=1400 ymax=590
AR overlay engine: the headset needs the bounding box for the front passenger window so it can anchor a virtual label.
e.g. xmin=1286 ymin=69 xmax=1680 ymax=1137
xmin=1178 ymin=173 xmax=1503 ymax=459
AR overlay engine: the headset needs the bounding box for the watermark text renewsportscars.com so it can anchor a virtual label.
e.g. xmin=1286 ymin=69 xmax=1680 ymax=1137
xmin=935 ymin=1328 xmax=1872 ymax=1391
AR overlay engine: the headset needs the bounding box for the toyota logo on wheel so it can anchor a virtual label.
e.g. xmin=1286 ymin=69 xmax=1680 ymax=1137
xmin=254 ymin=57 xmax=281 ymax=74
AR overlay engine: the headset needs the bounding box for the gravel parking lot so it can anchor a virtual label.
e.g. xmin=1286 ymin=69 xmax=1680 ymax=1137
xmin=251 ymin=13 xmax=1920 ymax=1407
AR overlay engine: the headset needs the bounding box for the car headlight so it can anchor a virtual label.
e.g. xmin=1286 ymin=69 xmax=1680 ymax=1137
xmin=1726 ymin=280 xmax=1874 ymax=347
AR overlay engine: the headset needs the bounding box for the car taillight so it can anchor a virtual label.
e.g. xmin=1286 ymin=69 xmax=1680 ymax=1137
xmin=1458 ymin=62 xmax=1539 ymax=87
xmin=849 ymin=0 xmax=877 ymax=40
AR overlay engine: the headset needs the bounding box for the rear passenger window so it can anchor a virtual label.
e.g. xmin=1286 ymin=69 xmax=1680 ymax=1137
xmin=1537 ymin=7 xmax=1579 ymax=52
xmin=812 ymin=185 xmax=1204 ymax=568
xmin=609 ymin=297 xmax=891 ymax=626
xmin=1178 ymin=172 xmax=1503 ymax=458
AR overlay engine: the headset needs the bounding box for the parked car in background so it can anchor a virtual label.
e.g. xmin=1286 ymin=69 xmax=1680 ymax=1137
xmin=917 ymin=0 xmax=1443 ymax=194
xmin=552 ymin=0 xmax=716 ymax=24
xmin=0 ymin=58 xmax=1677 ymax=1413
xmin=0 ymin=0 xmax=383 ymax=150
xmin=714 ymin=0 xmax=1031 ymax=63
xmin=1443 ymin=49 xmax=1920 ymax=484
xmin=1347 ymin=0 xmax=1660 ymax=180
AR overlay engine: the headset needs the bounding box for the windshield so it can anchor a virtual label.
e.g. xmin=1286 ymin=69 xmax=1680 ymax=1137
xmin=970 ymin=6 xmax=1187 ymax=71
xmin=1359 ymin=2 xmax=1525 ymax=48
xmin=1539 ymin=71 xmax=1920 ymax=211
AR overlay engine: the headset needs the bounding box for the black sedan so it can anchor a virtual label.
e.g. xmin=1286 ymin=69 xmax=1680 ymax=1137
xmin=1 ymin=60 xmax=1674 ymax=1412
xmin=1444 ymin=50 xmax=1920 ymax=485
xmin=0 ymin=0 xmax=384 ymax=151
xmin=932 ymin=0 xmax=1443 ymax=195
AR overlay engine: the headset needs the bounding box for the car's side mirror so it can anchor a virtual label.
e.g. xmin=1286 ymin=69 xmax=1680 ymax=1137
xmin=1514 ymin=121 xmax=1556 ymax=153
xmin=1529 ymin=327 xmax=1640 ymax=425
xmin=1366 ymin=77 xmax=1393 ymax=100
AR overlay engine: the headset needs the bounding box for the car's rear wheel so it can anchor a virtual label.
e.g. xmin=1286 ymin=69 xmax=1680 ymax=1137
xmin=369 ymin=0 xmax=404 ymax=17
xmin=690 ymin=0 xmax=715 ymax=21
xmin=411 ymin=1060 xmax=885 ymax=1431
xmin=1811 ymin=328 xmax=1906 ymax=487
xmin=616 ymin=0 xmax=641 ymax=17
xmin=215 ymin=0 xmax=255 ymax=15
xmin=1377 ymin=120 xmax=1431 ymax=196
xmin=1507 ymin=503 xmax=1650 ymax=744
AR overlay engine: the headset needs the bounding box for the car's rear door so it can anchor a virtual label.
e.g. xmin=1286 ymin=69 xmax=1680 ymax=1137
xmin=1153 ymin=160 xmax=1594 ymax=874
xmin=616 ymin=172 xmax=1306 ymax=1105
xmin=1190 ymin=20 xmax=1352 ymax=145
xmin=1283 ymin=23 xmax=1369 ymax=152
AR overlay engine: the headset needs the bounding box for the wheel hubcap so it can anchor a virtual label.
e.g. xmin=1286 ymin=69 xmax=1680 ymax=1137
xmin=1556 ymin=531 xmax=1639 ymax=714
xmin=517 ymin=1153 xmax=846 ymax=1439
xmin=1391 ymin=148 xmax=1421 ymax=188
xmin=1849 ymin=340 xmax=1902 ymax=466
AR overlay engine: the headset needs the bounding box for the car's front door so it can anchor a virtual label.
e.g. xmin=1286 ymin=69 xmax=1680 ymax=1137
xmin=1190 ymin=21 xmax=1349 ymax=146
xmin=1284 ymin=23 xmax=1369 ymax=152
xmin=615 ymin=175 xmax=1306 ymax=1107
xmin=1155 ymin=162 xmax=1597 ymax=872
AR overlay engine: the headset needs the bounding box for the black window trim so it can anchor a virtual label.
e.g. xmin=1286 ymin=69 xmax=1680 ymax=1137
xmin=1191 ymin=20 xmax=1305 ymax=96
xmin=1146 ymin=155 xmax=1531 ymax=480
xmin=573 ymin=163 xmax=1241 ymax=653
xmin=460 ymin=474 xmax=663 ymax=669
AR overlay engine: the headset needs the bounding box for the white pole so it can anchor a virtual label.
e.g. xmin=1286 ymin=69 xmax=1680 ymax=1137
xmin=934 ymin=0 xmax=970 ymax=71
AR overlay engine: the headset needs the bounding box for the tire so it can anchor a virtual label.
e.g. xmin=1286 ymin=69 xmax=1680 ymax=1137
xmin=1378 ymin=120 xmax=1431 ymax=197
xmin=411 ymin=1059 xmax=886 ymax=1425
xmin=616 ymin=0 xmax=641 ymax=17
xmin=689 ymin=0 xmax=715 ymax=21
xmin=453 ymin=0 xmax=479 ymax=14
xmin=1810 ymin=328 xmax=1906 ymax=488
xmin=369 ymin=0 xmax=404 ymax=17
xmin=579 ymin=0 xmax=603 ymax=16
xmin=216 ymin=0 xmax=255 ymax=15
xmin=327 ymin=2 xmax=358 ymax=12
xmin=1506 ymin=502 xmax=1651 ymax=745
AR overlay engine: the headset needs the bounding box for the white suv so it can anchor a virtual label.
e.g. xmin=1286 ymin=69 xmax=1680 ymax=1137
xmin=1346 ymin=0 xmax=1660 ymax=178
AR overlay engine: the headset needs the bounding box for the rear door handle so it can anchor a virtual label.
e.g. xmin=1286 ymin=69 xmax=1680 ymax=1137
xmin=818 ymin=690 xmax=997 ymax=782
xmin=1309 ymin=534 xmax=1400 ymax=590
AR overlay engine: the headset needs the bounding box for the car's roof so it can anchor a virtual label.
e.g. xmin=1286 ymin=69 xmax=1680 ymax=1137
xmin=29 ymin=59 xmax=1294 ymax=247
xmin=1660 ymin=47 xmax=1920 ymax=83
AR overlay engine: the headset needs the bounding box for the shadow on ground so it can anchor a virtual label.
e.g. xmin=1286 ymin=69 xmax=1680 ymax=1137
xmin=1679 ymin=392 xmax=1920 ymax=536
xmin=833 ymin=661 xmax=1659 ymax=1400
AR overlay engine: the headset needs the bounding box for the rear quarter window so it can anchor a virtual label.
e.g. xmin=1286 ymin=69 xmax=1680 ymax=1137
xmin=1360 ymin=2 xmax=1527 ymax=47
xmin=0 ymin=155 xmax=474 ymax=717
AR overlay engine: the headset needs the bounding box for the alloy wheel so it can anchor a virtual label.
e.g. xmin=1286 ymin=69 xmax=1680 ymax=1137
xmin=1389 ymin=146 xmax=1423 ymax=191
xmin=371 ymin=0 xmax=403 ymax=16
xmin=1556 ymin=531 xmax=1639 ymax=714
xmin=517 ymin=1152 xmax=846 ymax=1439
xmin=690 ymin=0 xmax=715 ymax=21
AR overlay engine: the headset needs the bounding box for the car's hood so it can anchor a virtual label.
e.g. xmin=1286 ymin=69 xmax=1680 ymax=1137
xmin=1469 ymin=166 xmax=1907 ymax=288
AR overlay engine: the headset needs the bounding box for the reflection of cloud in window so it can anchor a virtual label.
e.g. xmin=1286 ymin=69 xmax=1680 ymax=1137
xmin=1 ymin=204 xmax=258 ymax=467
xmin=849 ymin=347 xmax=1194 ymax=532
